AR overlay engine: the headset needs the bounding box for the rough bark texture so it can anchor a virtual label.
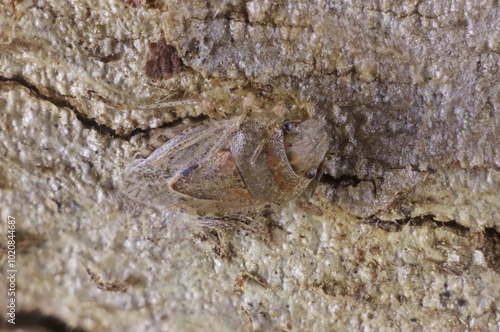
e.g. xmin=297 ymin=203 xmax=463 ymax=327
xmin=0 ymin=0 xmax=499 ymax=331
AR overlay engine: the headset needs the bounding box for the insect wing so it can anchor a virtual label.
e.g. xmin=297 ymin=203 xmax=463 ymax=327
xmin=122 ymin=159 xmax=176 ymax=206
xmin=123 ymin=117 xmax=241 ymax=206
xmin=148 ymin=117 xmax=240 ymax=172
xmin=170 ymin=149 xmax=254 ymax=202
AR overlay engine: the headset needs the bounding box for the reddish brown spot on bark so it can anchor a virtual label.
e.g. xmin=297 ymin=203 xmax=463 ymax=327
xmin=144 ymin=38 xmax=182 ymax=80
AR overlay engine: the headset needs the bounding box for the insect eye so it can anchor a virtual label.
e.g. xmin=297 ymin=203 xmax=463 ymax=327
xmin=305 ymin=169 xmax=317 ymax=179
xmin=283 ymin=121 xmax=295 ymax=132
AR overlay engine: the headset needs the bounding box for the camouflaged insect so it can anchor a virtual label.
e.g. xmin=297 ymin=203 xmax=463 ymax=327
xmin=123 ymin=111 xmax=329 ymax=215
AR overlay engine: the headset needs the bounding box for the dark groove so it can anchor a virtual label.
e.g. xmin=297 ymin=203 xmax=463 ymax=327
xmin=483 ymin=227 xmax=500 ymax=272
xmin=1 ymin=75 xmax=210 ymax=141
xmin=0 ymin=75 xmax=126 ymax=138
xmin=320 ymin=172 xmax=363 ymax=188
xmin=368 ymin=214 xmax=477 ymax=234
xmin=0 ymin=75 xmax=73 ymax=109
xmin=369 ymin=215 xmax=499 ymax=271
xmin=2 ymin=310 xmax=86 ymax=332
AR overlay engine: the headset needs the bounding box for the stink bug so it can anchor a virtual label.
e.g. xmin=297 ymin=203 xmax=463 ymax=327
xmin=123 ymin=110 xmax=329 ymax=217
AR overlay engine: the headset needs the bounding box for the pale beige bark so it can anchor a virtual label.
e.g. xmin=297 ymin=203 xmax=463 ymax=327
xmin=0 ymin=1 xmax=498 ymax=331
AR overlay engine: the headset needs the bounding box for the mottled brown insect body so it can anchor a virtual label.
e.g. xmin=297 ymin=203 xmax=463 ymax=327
xmin=123 ymin=111 xmax=329 ymax=215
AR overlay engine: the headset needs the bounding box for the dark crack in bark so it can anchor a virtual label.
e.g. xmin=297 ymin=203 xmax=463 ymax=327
xmin=0 ymin=75 xmax=203 ymax=141
xmin=367 ymin=214 xmax=470 ymax=234
xmin=2 ymin=310 xmax=86 ymax=332
xmin=0 ymin=75 xmax=123 ymax=138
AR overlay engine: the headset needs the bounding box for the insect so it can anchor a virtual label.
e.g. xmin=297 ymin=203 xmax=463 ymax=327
xmin=122 ymin=109 xmax=329 ymax=216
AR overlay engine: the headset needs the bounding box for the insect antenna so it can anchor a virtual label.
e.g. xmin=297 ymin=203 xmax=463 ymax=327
xmin=88 ymin=90 xmax=205 ymax=111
